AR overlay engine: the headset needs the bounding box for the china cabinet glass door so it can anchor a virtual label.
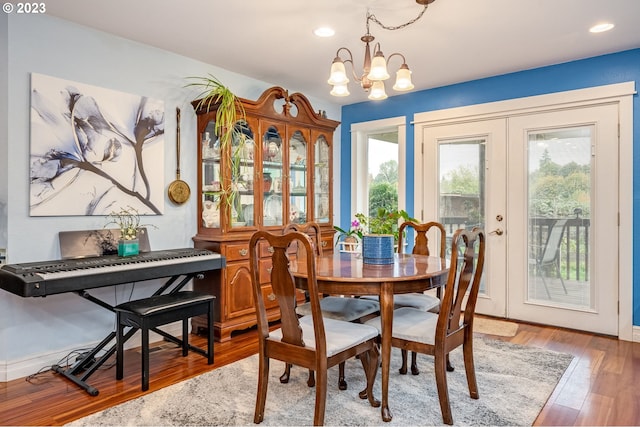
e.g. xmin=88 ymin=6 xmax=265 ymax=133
xmin=289 ymin=130 xmax=308 ymax=224
xmin=314 ymin=134 xmax=331 ymax=224
xmin=201 ymin=120 xmax=221 ymax=229
xmin=262 ymin=124 xmax=284 ymax=227
xmin=232 ymin=119 xmax=256 ymax=227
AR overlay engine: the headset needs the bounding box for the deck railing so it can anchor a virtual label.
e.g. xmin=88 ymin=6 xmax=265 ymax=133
xmin=440 ymin=215 xmax=591 ymax=281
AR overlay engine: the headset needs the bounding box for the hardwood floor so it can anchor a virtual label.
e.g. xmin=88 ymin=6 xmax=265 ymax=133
xmin=1 ymin=318 xmax=638 ymax=426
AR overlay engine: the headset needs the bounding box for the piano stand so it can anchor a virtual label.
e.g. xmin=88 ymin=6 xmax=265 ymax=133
xmin=51 ymin=272 xmax=203 ymax=396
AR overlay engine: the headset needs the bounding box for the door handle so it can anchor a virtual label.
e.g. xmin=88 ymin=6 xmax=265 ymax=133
xmin=489 ymin=228 xmax=504 ymax=236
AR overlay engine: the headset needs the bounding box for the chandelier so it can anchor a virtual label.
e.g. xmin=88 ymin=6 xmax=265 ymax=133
xmin=327 ymin=0 xmax=436 ymax=100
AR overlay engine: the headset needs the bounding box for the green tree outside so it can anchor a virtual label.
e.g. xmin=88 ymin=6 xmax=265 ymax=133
xmin=440 ymin=165 xmax=480 ymax=194
xmin=529 ymin=149 xmax=590 ymax=217
xmin=369 ymin=160 xmax=398 ymax=213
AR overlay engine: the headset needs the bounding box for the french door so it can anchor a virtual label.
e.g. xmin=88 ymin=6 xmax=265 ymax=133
xmin=419 ymin=103 xmax=619 ymax=335
xmin=507 ymin=105 xmax=618 ymax=335
xmin=421 ymin=119 xmax=508 ymax=317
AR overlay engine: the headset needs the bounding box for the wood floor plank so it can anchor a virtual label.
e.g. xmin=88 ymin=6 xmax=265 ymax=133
xmin=535 ymin=402 xmax=580 ymax=426
xmin=552 ymin=353 xmax=600 ymax=410
xmin=575 ymin=393 xmax=613 ymax=426
xmin=609 ymin=385 xmax=640 ymax=425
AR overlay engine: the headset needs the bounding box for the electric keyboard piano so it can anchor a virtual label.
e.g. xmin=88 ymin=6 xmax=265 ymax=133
xmin=0 ymin=248 xmax=225 ymax=297
xmin=0 ymin=247 xmax=226 ymax=396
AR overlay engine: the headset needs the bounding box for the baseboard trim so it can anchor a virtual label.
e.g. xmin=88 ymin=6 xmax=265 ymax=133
xmin=0 ymin=323 xmax=183 ymax=382
xmin=632 ymin=325 xmax=640 ymax=343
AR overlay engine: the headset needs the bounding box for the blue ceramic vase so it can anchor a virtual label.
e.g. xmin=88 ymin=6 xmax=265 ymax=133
xmin=362 ymin=234 xmax=394 ymax=265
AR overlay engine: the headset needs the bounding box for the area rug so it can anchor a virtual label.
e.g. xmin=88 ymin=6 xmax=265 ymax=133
xmin=68 ymin=337 xmax=573 ymax=426
xmin=474 ymin=317 xmax=519 ymax=337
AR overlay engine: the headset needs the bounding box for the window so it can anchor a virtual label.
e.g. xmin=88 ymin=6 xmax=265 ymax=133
xmin=368 ymin=133 xmax=399 ymax=214
xmin=350 ymin=117 xmax=406 ymax=220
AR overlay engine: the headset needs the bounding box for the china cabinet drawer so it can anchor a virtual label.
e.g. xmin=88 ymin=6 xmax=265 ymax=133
xmin=262 ymin=285 xmax=306 ymax=311
xmin=259 ymin=241 xmax=276 ymax=258
xmin=225 ymin=243 xmax=250 ymax=262
xmin=261 ymin=285 xmax=278 ymax=310
xmin=320 ymin=236 xmax=334 ymax=253
xmin=259 ymin=241 xmax=298 ymax=258
xmin=259 ymin=259 xmax=272 ymax=285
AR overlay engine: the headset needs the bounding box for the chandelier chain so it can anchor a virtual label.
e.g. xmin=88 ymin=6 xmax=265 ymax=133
xmin=367 ymin=5 xmax=428 ymax=32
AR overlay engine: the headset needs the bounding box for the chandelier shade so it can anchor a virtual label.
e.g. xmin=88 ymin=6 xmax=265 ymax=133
xmin=326 ymin=0 xmax=435 ymax=100
xmin=392 ymin=62 xmax=414 ymax=91
xmin=330 ymin=83 xmax=350 ymax=97
xmin=328 ymin=57 xmax=349 ymax=86
xmin=367 ymin=48 xmax=390 ymax=81
xmin=368 ymin=81 xmax=388 ymax=100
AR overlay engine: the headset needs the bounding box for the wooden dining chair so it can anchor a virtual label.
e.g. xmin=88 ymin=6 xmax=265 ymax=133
xmin=396 ymin=220 xmax=446 ymax=375
xmin=362 ymin=220 xmax=446 ymax=375
xmin=250 ymin=230 xmax=381 ymax=425
xmin=281 ymin=222 xmax=380 ymax=390
xmin=365 ymin=228 xmax=486 ymax=425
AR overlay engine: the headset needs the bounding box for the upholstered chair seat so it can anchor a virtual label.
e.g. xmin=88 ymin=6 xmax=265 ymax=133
xmin=295 ymin=297 xmax=380 ymax=322
xmin=366 ymin=307 xmax=440 ymax=344
xmin=271 ymin=315 xmax=379 ymax=357
xmin=361 ymin=293 xmax=439 ymax=312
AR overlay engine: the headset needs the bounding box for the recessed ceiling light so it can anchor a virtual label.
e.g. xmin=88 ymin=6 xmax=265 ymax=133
xmin=589 ymin=22 xmax=615 ymax=33
xmin=314 ymin=27 xmax=335 ymax=37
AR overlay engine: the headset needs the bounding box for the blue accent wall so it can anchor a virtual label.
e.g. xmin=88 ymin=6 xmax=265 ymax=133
xmin=339 ymin=48 xmax=640 ymax=324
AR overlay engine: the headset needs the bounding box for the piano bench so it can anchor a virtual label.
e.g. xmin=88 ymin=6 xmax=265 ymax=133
xmin=115 ymin=291 xmax=215 ymax=391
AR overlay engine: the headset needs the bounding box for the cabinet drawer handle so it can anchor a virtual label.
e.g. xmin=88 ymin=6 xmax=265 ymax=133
xmin=321 ymin=241 xmax=328 ymax=247
xmin=267 ymin=293 xmax=276 ymax=301
xmin=267 ymin=267 xmax=272 ymax=274
xmin=268 ymin=246 xmax=274 ymax=254
xmin=239 ymin=248 xmax=248 ymax=256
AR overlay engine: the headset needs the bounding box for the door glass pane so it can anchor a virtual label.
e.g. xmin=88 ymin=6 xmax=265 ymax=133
xmin=438 ymin=139 xmax=486 ymax=291
xmin=527 ymin=127 xmax=592 ymax=308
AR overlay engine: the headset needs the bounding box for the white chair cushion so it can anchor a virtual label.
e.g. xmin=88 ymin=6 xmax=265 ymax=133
xmin=295 ymin=297 xmax=380 ymax=322
xmin=365 ymin=307 xmax=439 ymax=345
xmin=361 ymin=293 xmax=440 ymax=312
xmin=269 ymin=315 xmax=379 ymax=357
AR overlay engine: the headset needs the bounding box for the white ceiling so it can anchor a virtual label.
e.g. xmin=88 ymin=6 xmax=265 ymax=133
xmin=46 ymin=0 xmax=640 ymax=105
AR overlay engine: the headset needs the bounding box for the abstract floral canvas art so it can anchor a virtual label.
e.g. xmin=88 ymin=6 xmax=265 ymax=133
xmin=30 ymin=73 xmax=165 ymax=216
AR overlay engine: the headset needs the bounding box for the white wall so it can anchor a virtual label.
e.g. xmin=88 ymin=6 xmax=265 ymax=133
xmin=0 ymin=13 xmax=341 ymax=380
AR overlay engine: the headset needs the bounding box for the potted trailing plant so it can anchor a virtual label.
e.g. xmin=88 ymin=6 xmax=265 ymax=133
xmin=104 ymin=206 xmax=154 ymax=256
xmin=186 ymin=74 xmax=247 ymax=215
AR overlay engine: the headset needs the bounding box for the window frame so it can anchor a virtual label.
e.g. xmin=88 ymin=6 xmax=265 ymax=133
xmin=350 ymin=116 xmax=407 ymax=219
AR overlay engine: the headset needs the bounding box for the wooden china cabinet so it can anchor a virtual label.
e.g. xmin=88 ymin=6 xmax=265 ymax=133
xmin=191 ymin=86 xmax=339 ymax=342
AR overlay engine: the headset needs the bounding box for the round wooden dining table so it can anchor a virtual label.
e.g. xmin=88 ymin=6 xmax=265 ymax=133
xmin=290 ymin=251 xmax=449 ymax=422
